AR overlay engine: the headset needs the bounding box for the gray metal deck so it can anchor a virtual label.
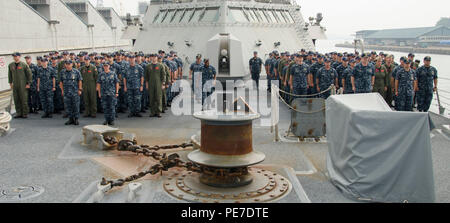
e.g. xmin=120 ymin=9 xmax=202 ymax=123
xmin=0 ymin=100 xmax=449 ymax=203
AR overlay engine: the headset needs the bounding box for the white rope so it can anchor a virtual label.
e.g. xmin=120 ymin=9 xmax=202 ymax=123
xmin=277 ymin=85 xmax=333 ymax=97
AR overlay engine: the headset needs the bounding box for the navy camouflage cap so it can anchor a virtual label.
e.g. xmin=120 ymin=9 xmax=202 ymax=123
xmin=253 ymin=51 xmax=258 ymax=54
xmin=361 ymin=53 xmax=369 ymax=58
xmin=400 ymin=57 xmax=408 ymax=63
xmin=342 ymin=57 xmax=348 ymax=62
xmin=408 ymin=53 xmax=415 ymax=57
xmin=37 ymin=56 xmax=42 ymax=61
xmin=349 ymin=59 xmax=356 ymax=63
xmin=12 ymin=52 xmax=21 ymax=57
xmin=196 ymin=54 xmax=202 ymax=59
xmin=51 ymin=57 xmax=58 ymax=61
xmin=64 ymin=60 xmax=73 ymax=64
xmin=324 ymin=58 xmax=331 ymax=63
xmin=337 ymin=53 xmax=343 ymax=57
xmin=25 ymin=55 xmax=31 ymax=59
xmin=84 ymin=56 xmax=91 ymax=61
xmin=41 ymin=58 xmax=49 ymax=62
xmin=424 ymin=56 xmax=431 ymax=61
xmin=102 ymin=63 xmax=110 ymax=67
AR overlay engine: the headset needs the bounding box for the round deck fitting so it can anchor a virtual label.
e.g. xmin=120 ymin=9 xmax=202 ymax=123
xmin=187 ymin=150 xmax=265 ymax=168
xmin=0 ymin=186 xmax=45 ymax=202
xmin=163 ymin=168 xmax=292 ymax=203
xmin=189 ymin=111 xmax=264 ymax=167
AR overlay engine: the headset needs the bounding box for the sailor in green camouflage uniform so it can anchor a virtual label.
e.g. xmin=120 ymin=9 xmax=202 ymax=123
xmin=80 ymin=56 xmax=98 ymax=118
xmin=145 ymin=55 xmax=166 ymax=118
xmin=8 ymin=52 xmax=32 ymax=118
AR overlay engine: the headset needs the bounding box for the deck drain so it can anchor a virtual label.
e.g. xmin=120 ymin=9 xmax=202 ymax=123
xmin=0 ymin=186 xmax=45 ymax=202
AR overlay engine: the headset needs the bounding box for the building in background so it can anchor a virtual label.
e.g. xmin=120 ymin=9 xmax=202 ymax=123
xmin=357 ymin=18 xmax=450 ymax=47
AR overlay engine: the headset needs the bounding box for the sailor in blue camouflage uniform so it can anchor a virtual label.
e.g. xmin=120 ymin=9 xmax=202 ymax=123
xmin=201 ymin=59 xmax=216 ymax=107
xmin=37 ymin=58 xmax=56 ymax=118
xmin=51 ymin=57 xmax=64 ymax=114
xmin=271 ymin=52 xmax=281 ymax=86
xmin=416 ymin=56 xmax=438 ymax=112
xmin=190 ymin=54 xmax=204 ymax=102
xmin=395 ymin=61 xmax=417 ymax=111
xmin=267 ymin=51 xmax=279 ymax=91
xmin=97 ymin=63 xmax=119 ymax=126
xmin=391 ymin=57 xmax=407 ymax=108
xmin=166 ymin=55 xmax=178 ymax=105
xmin=249 ymin=51 xmax=263 ymax=89
xmin=309 ymin=55 xmax=325 ymax=96
xmin=59 ymin=60 xmax=83 ymax=125
xmin=316 ymin=58 xmax=338 ymax=99
xmin=124 ymin=55 xmax=144 ymax=118
xmin=264 ymin=53 xmax=273 ymax=91
xmin=342 ymin=59 xmax=356 ymax=94
xmin=172 ymin=52 xmax=184 ymax=103
xmin=351 ymin=53 xmax=375 ymax=93
xmin=137 ymin=52 xmax=148 ymax=112
xmin=26 ymin=56 xmax=41 ymax=114
xmin=335 ymin=57 xmax=349 ymax=90
xmin=116 ymin=53 xmax=128 ymax=113
xmin=289 ymin=54 xmax=311 ymax=98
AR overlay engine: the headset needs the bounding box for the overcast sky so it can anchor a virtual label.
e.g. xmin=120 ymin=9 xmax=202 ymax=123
xmin=91 ymin=0 xmax=449 ymax=39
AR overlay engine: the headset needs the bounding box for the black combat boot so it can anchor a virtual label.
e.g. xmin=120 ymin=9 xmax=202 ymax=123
xmin=48 ymin=113 xmax=53 ymax=118
xmin=74 ymin=119 xmax=79 ymax=126
xmin=108 ymin=121 xmax=115 ymax=126
xmin=41 ymin=113 xmax=48 ymax=118
xmin=65 ymin=118 xmax=74 ymax=125
xmin=128 ymin=113 xmax=134 ymax=118
xmin=103 ymin=121 xmax=108 ymax=125
xmin=135 ymin=113 xmax=142 ymax=117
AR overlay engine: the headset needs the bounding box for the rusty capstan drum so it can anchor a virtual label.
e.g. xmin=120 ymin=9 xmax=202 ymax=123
xmin=187 ymin=110 xmax=265 ymax=188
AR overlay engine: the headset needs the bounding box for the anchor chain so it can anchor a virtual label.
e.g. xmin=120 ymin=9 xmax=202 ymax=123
xmin=100 ymin=139 xmax=202 ymax=189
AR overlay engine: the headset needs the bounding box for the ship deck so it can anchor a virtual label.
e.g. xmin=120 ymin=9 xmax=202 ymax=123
xmin=1 ymin=95 xmax=449 ymax=203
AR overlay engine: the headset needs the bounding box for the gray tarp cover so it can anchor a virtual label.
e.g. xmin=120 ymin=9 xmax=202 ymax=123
xmin=326 ymin=93 xmax=435 ymax=203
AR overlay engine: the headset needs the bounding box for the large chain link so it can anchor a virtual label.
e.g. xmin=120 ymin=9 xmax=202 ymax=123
xmin=100 ymin=139 xmax=202 ymax=189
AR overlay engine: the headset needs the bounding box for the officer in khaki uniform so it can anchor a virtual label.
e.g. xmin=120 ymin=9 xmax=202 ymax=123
xmin=8 ymin=52 xmax=32 ymax=118
xmin=80 ymin=56 xmax=98 ymax=118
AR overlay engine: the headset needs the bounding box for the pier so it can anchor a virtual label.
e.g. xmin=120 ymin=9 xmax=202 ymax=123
xmin=335 ymin=43 xmax=450 ymax=55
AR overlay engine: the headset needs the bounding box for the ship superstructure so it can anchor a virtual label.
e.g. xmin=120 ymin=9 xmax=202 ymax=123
xmin=134 ymin=0 xmax=326 ymax=78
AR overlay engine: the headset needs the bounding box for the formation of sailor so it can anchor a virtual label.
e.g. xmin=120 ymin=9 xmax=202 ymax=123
xmin=7 ymin=48 xmax=439 ymax=128
xmin=252 ymin=50 xmax=438 ymax=112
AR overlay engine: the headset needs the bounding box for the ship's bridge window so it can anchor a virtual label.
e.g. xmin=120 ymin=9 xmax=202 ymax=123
xmin=162 ymin=10 xmax=175 ymax=23
xmin=261 ymin=9 xmax=272 ymax=23
xmin=200 ymin=8 xmax=219 ymax=22
xmin=229 ymin=8 xmax=249 ymax=23
xmin=283 ymin=11 xmax=294 ymax=23
xmin=274 ymin=10 xmax=287 ymax=23
xmin=172 ymin=9 xmax=185 ymax=23
xmin=243 ymin=8 xmax=256 ymax=22
xmin=180 ymin=9 xmax=194 ymax=23
xmin=266 ymin=10 xmax=277 ymax=23
xmin=256 ymin=9 xmax=269 ymax=23
xmin=189 ymin=8 xmax=203 ymax=23
xmin=250 ymin=9 xmax=262 ymax=22
xmin=271 ymin=10 xmax=282 ymax=23
xmin=154 ymin=10 xmax=166 ymax=23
